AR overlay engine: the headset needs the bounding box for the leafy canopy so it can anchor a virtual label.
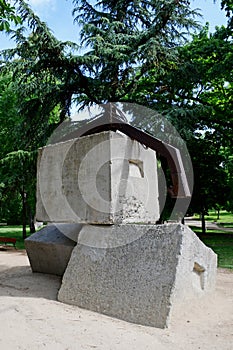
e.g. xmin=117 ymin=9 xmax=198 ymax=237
xmin=0 ymin=0 xmax=21 ymax=31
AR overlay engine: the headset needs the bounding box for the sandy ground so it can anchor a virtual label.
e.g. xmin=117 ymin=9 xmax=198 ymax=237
xmin=0 ymin=249 xmax=232 ymax=350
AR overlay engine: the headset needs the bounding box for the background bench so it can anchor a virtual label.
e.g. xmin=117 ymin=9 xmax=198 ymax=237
xmin=0 ymin=237 xmax=17 ymax=248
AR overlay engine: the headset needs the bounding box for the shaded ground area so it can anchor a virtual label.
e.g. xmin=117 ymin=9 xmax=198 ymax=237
xmin=0 ymin=250 xmax=232 ymax=350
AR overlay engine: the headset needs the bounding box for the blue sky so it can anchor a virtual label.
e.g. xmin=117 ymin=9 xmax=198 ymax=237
xmin=0 ymin=0 xmax=228 ymax=49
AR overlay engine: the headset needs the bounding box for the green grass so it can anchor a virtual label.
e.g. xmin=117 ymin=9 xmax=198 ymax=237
xmin=0 ymin=225 xmax=31 ymax=249
xmin=192 ymin=210 xmax=233 ymax=269
xmin=192 ymin=227 xmax=233 ymax=269
xmin=194 ymin=210 xmax=233 ymax=225
xmin=220 ymin=223 xmax=233 ymax=228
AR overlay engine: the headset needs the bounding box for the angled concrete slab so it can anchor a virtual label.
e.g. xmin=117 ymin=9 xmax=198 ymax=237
xmin=58 ymin=224 xmax=217 ymax=328
xmin=25 ymin=224 xmax=82 ymax=276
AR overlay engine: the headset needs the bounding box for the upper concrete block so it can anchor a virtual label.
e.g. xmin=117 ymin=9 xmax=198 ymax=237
xmin=36 ymin=131 xmax=160 ymax=224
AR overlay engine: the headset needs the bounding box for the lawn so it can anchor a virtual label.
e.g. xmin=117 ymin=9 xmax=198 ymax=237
xmin=194 ymin=210 xmax=233 ymax=228
xmin=192 ymin=227 xmax=233 ymax=269
xmin=191 ymin=210 xmax=233 ymax=268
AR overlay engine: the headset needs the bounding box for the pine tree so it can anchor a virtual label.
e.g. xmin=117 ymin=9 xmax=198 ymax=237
xmin=1 ymin=1 xmax=200 ymax=113
xmin=71 ymin=0 xmax=200 ymax=106
xmin=0 ymin=0 xmax=201 ymax=234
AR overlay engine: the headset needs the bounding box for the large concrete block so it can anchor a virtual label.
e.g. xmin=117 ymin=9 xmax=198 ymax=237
xmin=25 ymin=224 xmax=82 ymax=276
xmin=36 ymin=131 xmax=159 ymax=224
xmin=58 ymin=224 xmax=217 ymax=328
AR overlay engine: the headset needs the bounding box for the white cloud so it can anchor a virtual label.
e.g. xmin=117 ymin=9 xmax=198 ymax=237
xmin=27 ymin=0 xmax=55 ymax=6
xmin=26 ymin=0 xmax=56 ymax=16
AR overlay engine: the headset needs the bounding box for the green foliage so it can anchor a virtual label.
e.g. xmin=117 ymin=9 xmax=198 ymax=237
xmin=0 ymin=71 xmax=37 ymax=234
xmin=71 ymin=0 xmax=201 ymax=105
xmin=0 ymin=0 xmax=21 ymax=31
xmin=1 ymin=1 xmax=77 ymax=131
xmin=0 ymin=0 xmax=232 ymax=232
xmin=189 ymin=137 xmax=230 ymax=215
xmin=128 ymin=22 xmax=232 ymax=218
xmin=172 ymin=27 xmax=233 ymax=215
xmin=221 ymin=0 xmax=233 ymax=29
xmin=222 ymin=149 xmax=233 ymax=212
xmin=193 ymin=227 xmax=233 ymax=269
xmin=130 ymin=25 xmax=233 ymax=142
xmin=0 ymin=188 xmax=22 ymax=224
xmin=0 ymin=149 xmax=37 ymax=229
xmin=1 ymin=0 xmax=201 ymax=117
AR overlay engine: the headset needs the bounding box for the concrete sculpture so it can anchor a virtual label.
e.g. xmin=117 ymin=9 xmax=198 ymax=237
xmin=25 ymin=105 xmax=217 ymax=328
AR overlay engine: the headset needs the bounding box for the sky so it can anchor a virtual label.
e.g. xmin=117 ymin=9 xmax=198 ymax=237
xmin=0 ymin=0 xmax=228 ymax=50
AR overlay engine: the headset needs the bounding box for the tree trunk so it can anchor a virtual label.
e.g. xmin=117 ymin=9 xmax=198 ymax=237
xmin=201 ymin=210 xmax=206 ymax=235
xmin=20 ymin=190 xmax=27 ymax=239
xmin=29 ymin=212 xmax=36 ymax=233
xmin=217 ymin=208 xmax=220 ymax=220
xmin=27 ymin=205 xmax=36 ymax=233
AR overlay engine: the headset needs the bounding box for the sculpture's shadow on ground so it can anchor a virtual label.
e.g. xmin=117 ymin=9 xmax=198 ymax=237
xmin=0 ymin=264 xmax=61 ymax=300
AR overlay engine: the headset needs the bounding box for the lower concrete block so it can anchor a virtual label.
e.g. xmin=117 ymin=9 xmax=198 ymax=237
xmin=58 ymin=224 xmax=217 ymax=328
xmin=25 ymin=224 xmax=82 ymax=276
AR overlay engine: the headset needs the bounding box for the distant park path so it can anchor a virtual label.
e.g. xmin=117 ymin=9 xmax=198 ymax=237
xmin=185 ymin=218 xmax=233 ymax=233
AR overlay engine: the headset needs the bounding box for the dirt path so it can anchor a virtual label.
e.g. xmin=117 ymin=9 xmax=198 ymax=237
xmin=0 ymin=250 xmax=232 ymax=350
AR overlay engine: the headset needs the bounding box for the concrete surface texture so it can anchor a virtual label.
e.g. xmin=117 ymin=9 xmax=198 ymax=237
xmin=58 ymin=223 xmax=217 ymax=328
xmin=25 ymin=224 xmax=82 ymax=276
xmin=36 ymin=131 xmax=160 ymax=224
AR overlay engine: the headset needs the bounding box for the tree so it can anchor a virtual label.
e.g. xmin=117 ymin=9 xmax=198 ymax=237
xmin=1 ymin=0 xmax=200 ymax=116
xmin=0 ymin=150 xmax=37 ymax=238
xmin=0 ymin=72 xmax=38 ymax=237
xmin=128 ymin=21 xmax=233 ymax=232
xmin=70 ymin=0 xmax=200 ymax=106
xmin=222 ymin=146 xmax=233 ymax=213
xmin=220 ymin=0 xmax=233 ymax=29
xmin=188 ymin=136 xmax=230 ymax=233
xmin=0 ymin=0 xmax=21 ymax=31
xmin=0 ymin=1 xmax=80 ymax=236
xmin=0 ymin=0 xmax=201 ymax=232
xmin=1 ymin=0 xmax=231 ymax=234
xmin=128 ymin=24 xmax=233 ymax=142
